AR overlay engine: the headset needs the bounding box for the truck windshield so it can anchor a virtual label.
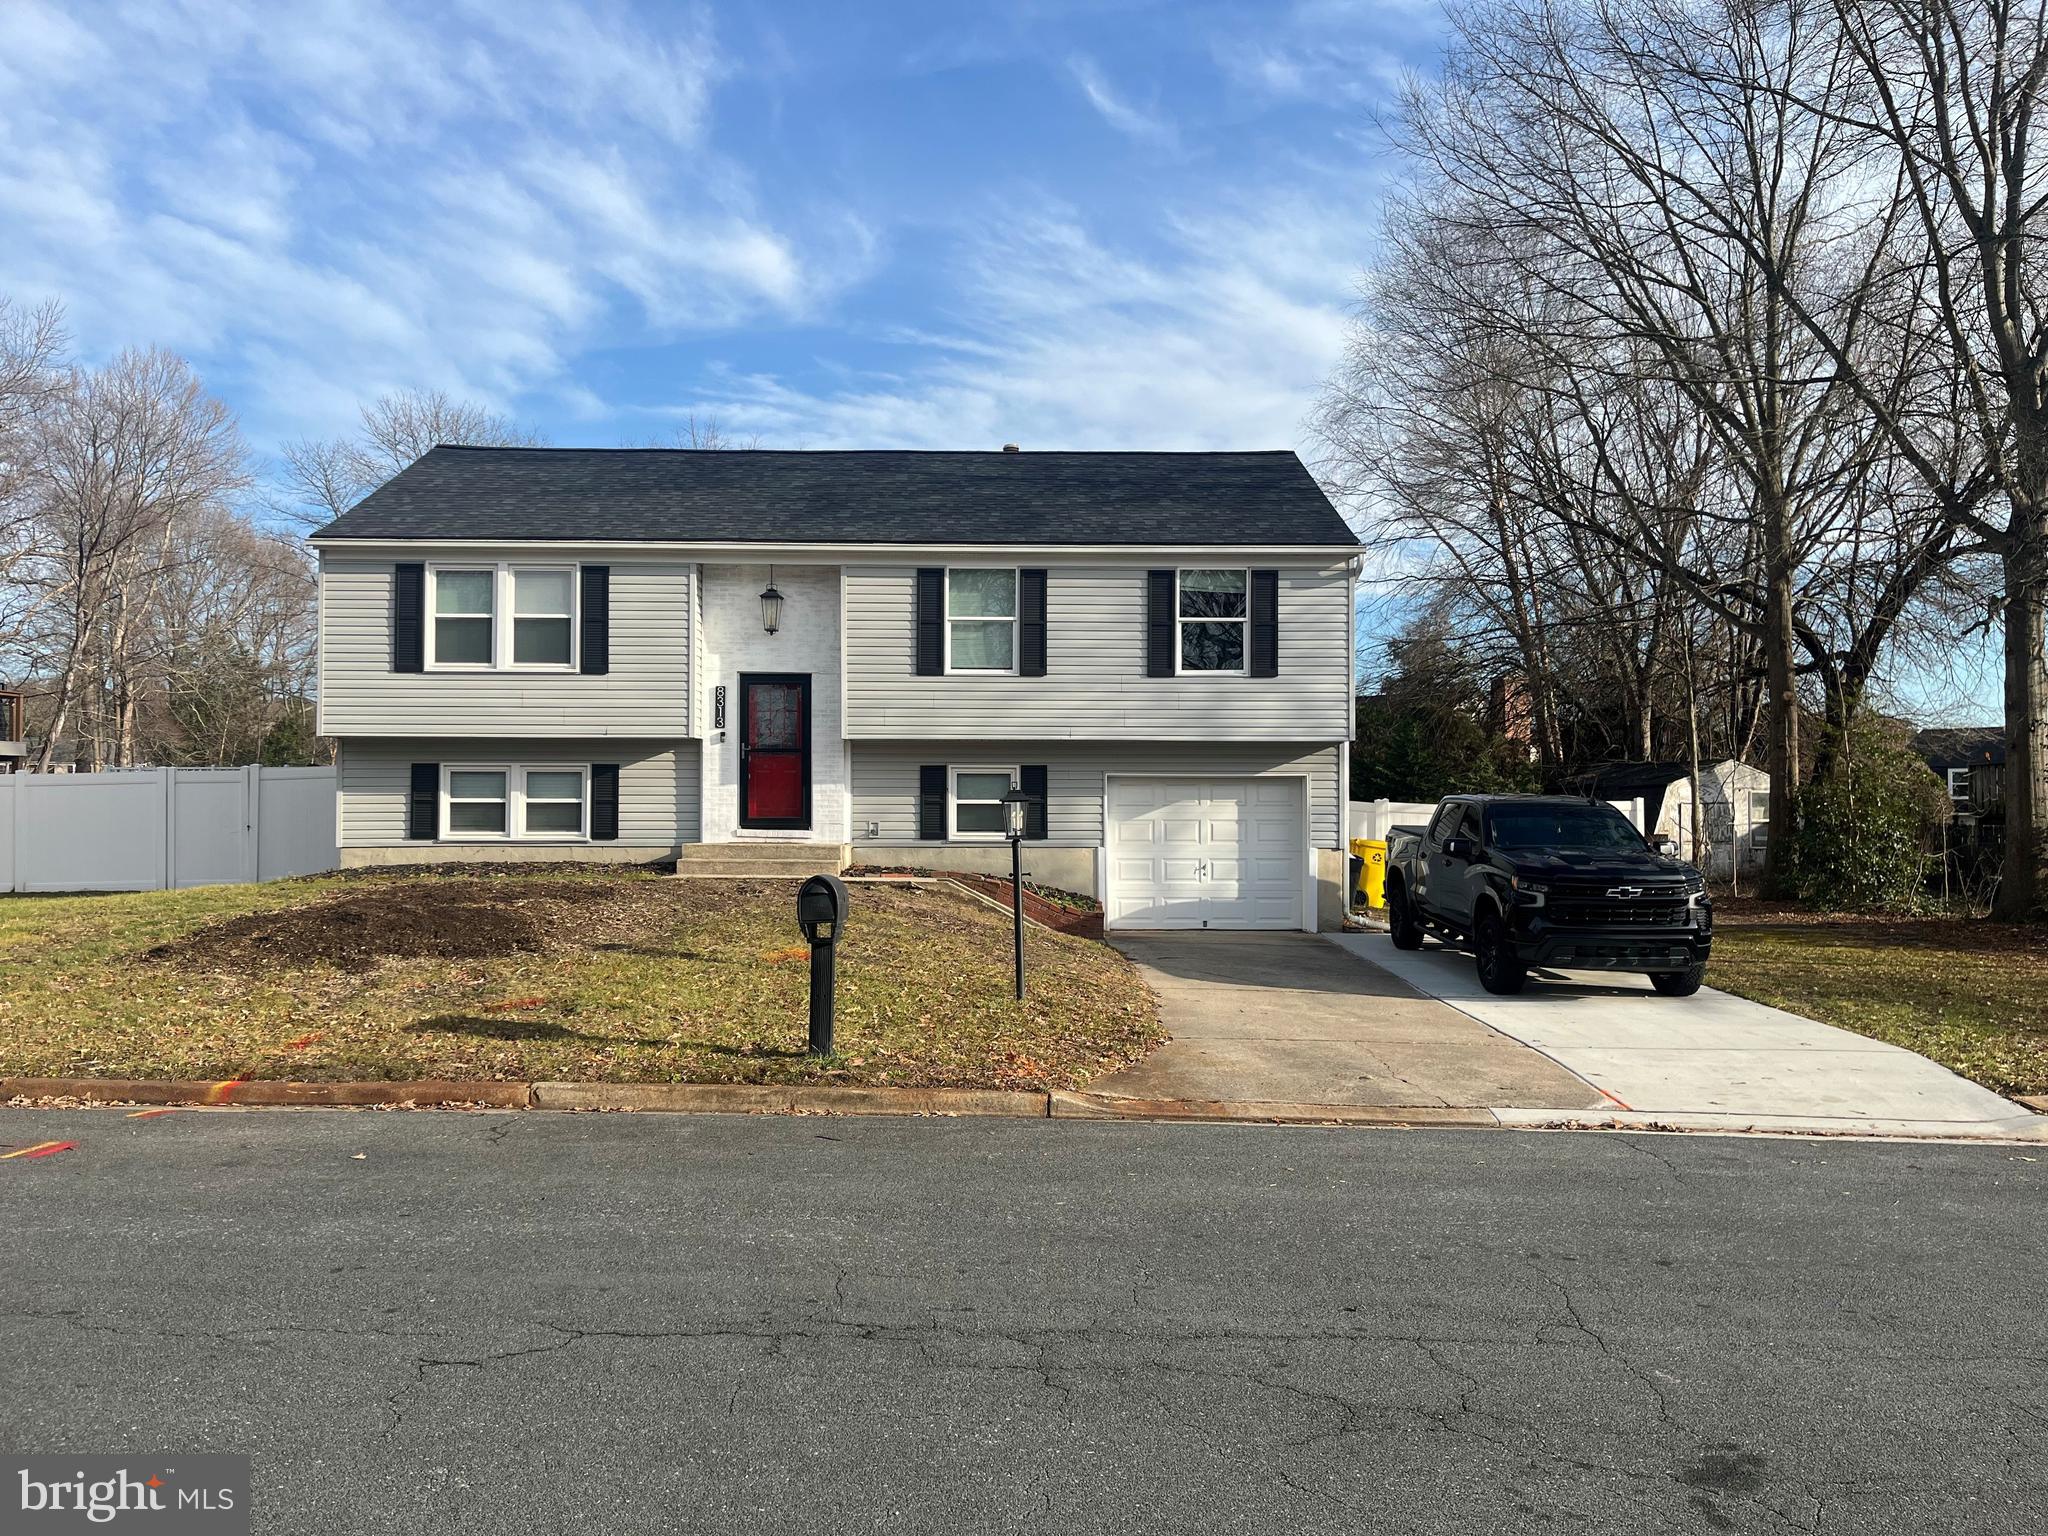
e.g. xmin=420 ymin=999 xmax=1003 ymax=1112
xmin=1486 ymin=805 xmax=1645 ymax=852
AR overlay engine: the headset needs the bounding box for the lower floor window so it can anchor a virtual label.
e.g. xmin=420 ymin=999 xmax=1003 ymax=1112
xmin=951 ymin=766 xmax=1018 ymax=838
xmin=443 ymin=765 xmax=589 ymax=840
xmin=446 ymin=769 xmax=509 ymax=835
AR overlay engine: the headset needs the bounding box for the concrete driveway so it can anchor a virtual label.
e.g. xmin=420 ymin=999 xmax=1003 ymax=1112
xmin=1087 ymin=933 xmax=1603 ymax=1117
xmin=1333 ymin=932 xmax=2047 ymax=1139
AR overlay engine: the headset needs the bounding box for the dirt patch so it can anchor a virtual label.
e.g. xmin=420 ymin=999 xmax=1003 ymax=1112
xmin=146 ymin=878 xmax=678 ymax=973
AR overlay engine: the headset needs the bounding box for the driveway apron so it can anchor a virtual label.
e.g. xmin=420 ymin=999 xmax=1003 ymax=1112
xmin=1093 ymin=933 xmax=1603 ymax=1112
xmin=1331 ymin=932 xmax=2046 ymax=1138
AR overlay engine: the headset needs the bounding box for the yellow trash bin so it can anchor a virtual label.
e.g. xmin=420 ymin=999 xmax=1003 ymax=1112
xmin=1350 ymin=838 xmax=1388 ymax=909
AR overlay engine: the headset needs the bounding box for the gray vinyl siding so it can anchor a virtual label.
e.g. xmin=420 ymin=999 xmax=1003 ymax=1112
xmin=318 ymin=553 xmax=692 ymax=738
xmin=337 ymin=738 xmax=698 ymax=846
xmin=850 ymin=742 xmax=1344 ymax=849
xmin=842 ymin=561 xmax=1352 ymax=741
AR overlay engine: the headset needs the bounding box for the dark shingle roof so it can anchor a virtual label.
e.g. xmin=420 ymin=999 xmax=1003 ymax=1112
xmin=1580 ymin=761 xmax=1697 ymax=798
xmin=310 ymin=446 xmax=1357 ymax=547
xmin=1912 ymin=727 xmax=2005 ymax=768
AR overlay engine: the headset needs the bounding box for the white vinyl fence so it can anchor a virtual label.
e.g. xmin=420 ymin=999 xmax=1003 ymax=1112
xmin=0 ymin=766 xmax=336 ymax=894
xmin=1348 ymin=797 xmax=1646 ymax=841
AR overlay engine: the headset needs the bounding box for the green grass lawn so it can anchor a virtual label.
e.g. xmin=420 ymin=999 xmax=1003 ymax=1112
xmin=0 ymin=869 xmax=1161 ymax=1091
xmin=1710 ymin=904 xmax=2048 ymax=1099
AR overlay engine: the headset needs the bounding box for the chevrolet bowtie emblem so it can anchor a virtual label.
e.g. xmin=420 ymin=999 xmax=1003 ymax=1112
xmin=1606 ymin=886 xmax=1643 ymax=899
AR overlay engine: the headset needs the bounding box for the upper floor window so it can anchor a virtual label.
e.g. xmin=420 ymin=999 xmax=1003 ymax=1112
xmin=432 ymin=569 xmax=495 ymax=666
xmin=1947 ymin=768 xmax=1973 ymax=807
xmin=428 ymin=564 xmax=576 ymax=671
xmin=946 ymin=568 xmax=1016 ymax=673
xmin=512 ymin=569 xmax=574 ymax=666
xmin=1179 ymin=568 xmax=1247 ymax=673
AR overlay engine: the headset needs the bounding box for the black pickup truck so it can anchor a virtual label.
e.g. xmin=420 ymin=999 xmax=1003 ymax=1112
xmin=1384 ymin=795 xmax=1712 ymax=997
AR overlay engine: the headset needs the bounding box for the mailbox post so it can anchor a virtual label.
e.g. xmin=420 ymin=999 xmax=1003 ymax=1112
xmin=796 ymin=874 xmax=849 ymax=1056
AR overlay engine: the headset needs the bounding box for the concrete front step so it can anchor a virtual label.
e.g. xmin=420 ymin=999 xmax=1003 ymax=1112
xmin=673 ymin=842 xmax=849 ymax=880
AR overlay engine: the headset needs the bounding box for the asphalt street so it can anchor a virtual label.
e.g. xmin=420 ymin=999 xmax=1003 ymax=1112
xmin=2 ymin=1110 xmax=2041 ymax=1535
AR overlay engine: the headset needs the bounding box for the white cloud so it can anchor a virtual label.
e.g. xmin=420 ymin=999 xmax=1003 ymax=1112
xmin=1066 ymin=54 xmax=1178 ymax=148
xmin=651 ymin=186 xmax=1376 ymax=457
xmin=0 ymin=0 xmax=867 ymax=442
xmin=1207 ymin=0 xmax=1422 ymax=107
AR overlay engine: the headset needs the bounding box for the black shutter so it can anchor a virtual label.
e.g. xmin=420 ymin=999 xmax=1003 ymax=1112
xmin=918 ymin=765 xmax=947 ymax=840
xmin=1146 ymin=569 xmax=1176 ymax=678
xmin=1250 ymin=568 xmax=1279 ymax=678
xmin=1019 ymin=568 xmax=1048 ymax=677
xmin=393 ymin=563 xmax=425 ymax=673
xmin=407 ymin=763 xmax=438 ymax=840
xmin=580 ymin=566 xmax=610 ymax=675
xmin=591 ymin=763 xmax=620 ymax=841
xmin=1020 ymin=764 xmax=1048 ymax=840
xmin=915 ymin=568 xmax=945 ymax=676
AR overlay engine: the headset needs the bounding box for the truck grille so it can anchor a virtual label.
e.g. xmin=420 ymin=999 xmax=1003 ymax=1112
xmin=1549 ymin=901 xmax=1688 ymax=928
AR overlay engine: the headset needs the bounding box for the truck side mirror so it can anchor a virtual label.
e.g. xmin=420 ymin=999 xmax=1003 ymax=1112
xmin=1442 ymin=835 xmax=1474 ymax=861
xmin=1651 ymin=835 xmax=1677 ymax=855
xmin=797 ymin=873 xmax=849 ymax=945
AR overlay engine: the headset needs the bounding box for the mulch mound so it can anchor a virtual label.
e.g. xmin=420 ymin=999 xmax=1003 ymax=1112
xmin=146 ymin=879 xmax=675 ymax=974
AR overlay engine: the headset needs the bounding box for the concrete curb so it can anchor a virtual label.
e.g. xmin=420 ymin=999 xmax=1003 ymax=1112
xmin=6 ymin=1077 xmax=2043 ymax=1140
xmin=0 ymin=1077 xmax=534 ymax=1109
xmin=1049 ymin=1091 xmax=1498 ymax=1127
xmin=529 ymin=1082 xmax=1050 ymax=1117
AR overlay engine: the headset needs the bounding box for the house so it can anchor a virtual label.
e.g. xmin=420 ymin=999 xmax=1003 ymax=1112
xmin=310 ymin=446 xmax=1361 ymax=931
xmin=1912 ymin=726 xmax=2004 ymax=819
xmin=1580 ymin=759 xmax=1772 ymax=881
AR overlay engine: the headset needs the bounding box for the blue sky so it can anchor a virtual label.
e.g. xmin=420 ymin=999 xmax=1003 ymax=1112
xmin=0 ymin=0 xmax=1438 ymax=459
xmin=0 ymin=0 xmax=2003 ymax=720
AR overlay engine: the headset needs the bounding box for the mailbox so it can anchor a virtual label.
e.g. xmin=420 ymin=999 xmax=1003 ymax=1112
xmin=797 ymin=873 xmax=849 ymax=944
xmin=796 ymin=874 xmax=850 ymax=1055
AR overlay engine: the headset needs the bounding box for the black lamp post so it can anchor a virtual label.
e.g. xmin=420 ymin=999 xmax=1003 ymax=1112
xmin=1002 ymin=783 xmax=1030 ymax=1000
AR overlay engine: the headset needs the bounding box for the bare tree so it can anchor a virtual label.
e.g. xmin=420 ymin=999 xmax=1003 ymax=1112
xmin=638 ymin=413 xmax=761 ymax=450
xmin=276 ymin=388 xmax=545 ymax=530
xmin=0 ymin=298 xmax=67 ymax=660
xmin=27 ymin=349 xmax=249 ymax=768
xmin=1762 ymin=0 xmax=2048 ymax=917
xmin=1371 ymin=0 xmax=1969 ymax=888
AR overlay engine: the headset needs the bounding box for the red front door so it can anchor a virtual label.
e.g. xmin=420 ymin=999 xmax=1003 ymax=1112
xmin=740 ymin=674 xmax=810 ymax=829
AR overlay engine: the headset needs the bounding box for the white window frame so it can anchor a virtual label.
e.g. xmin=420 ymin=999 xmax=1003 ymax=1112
xmin=439 ymin=763 xmax=591 ymax=843
xmin=425 ymin=565 xmax=498 ymax=672
xmin=441 ymin=764 xmax=514 ymax=842
xmin=1175 ymin=567 xmax=1250 ymax=677
xmin=518 ymin=765 xmax=590 ymax=841
xmin=949 ymin=763 xmax=1020 ymax=841
xmin=424 ymin=562 xmax=579 ymax=673
xmin=943 ymin=567 xmax=1019 ymax=676
xmin=1947 ymin=768 xmax=1973 ymax=806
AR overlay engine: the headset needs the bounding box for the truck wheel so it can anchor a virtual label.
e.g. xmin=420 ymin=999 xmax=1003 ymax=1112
xmin=1474 ymin=911 xmax=1526 ymax=995
xmin=1649 ymin=961 xmax=1708 ymax=997
xmin=1387 ymin=883 xmax=1425 ymax=950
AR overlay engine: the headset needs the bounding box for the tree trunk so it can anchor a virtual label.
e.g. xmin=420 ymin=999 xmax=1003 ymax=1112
xmin=1762 ymin=549 xmax=1800 ymax=896
xmin=1993 ymin=505 xmax=2048 ymax=920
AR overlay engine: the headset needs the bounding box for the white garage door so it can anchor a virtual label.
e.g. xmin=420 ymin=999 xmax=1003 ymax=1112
xmin=1106 ymin=777 xmax=1305 ymax=930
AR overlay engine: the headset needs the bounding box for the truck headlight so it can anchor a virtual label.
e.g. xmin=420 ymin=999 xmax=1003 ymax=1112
xmin=1510 ymin=877 xmax=1548 ymax=907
